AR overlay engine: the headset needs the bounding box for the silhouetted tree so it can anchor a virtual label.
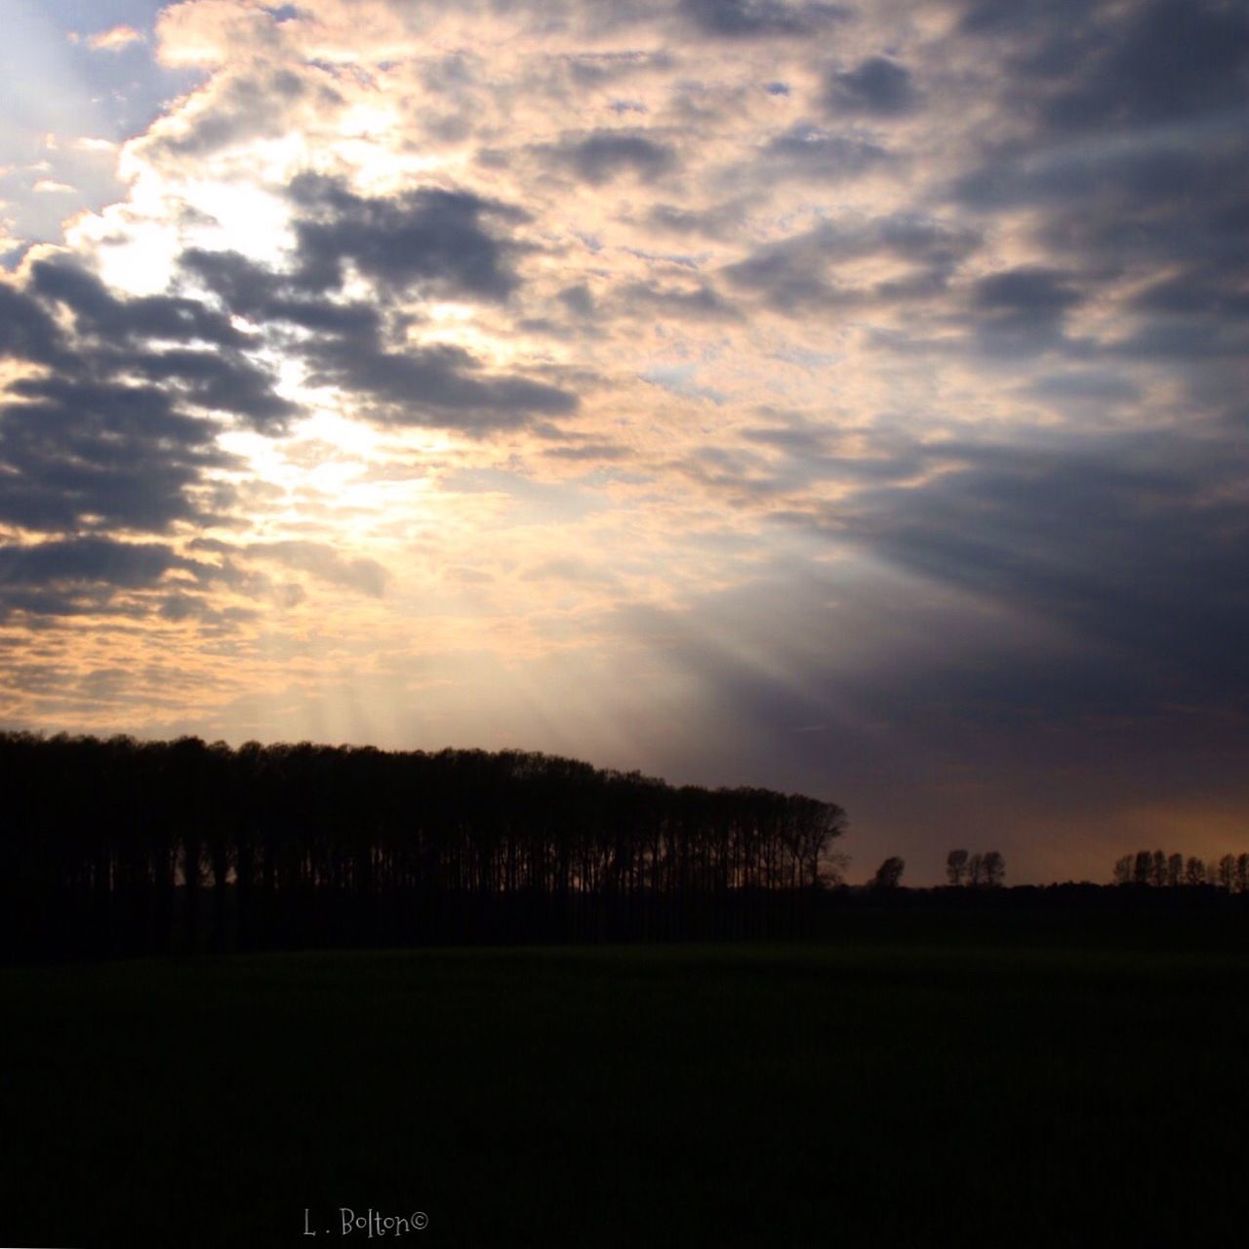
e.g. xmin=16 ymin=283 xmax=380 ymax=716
xmin=1184 ymin=857 xmax=1206 ymax=887
xmin=947 ymin=849 xmax=970 ymax=887
xmin=1216 ymin=854 xmax=1236 ymax=892
xmin=981 ymin=851 xmax=1005 ymax=887
xmin=872 ymin=857 xmax=905 ymax=889
xmin=1150 ymin=850 xmax=1167 ymax=888
xmin=1112 ymin=855 xmax=1133 ymax=886
xmin=967 ymin=853 xmax=983 ymax=887
xmin=1167 ymin=853 xmax=1184 ymax=888
xmin=1133 ymin=850 xmax=1152 ymax=886
xmin=0 ymin=732 xmax=850 ymax=957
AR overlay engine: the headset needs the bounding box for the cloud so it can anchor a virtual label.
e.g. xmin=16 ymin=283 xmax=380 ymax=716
xmin=618 ymin=280 xmax=740 ymax=321
xmin=304 ymin=337 xmax=579 ymax=431
xmin=182 ymin=241 xmax=579 ymax=431
xmin=0 ymin=377 xmax=234 ymax=534
xmin=26 ymin=257 xmax=295 ymax=431
xmin=29 ymin=258 xmax=244 ymax=348
xmin=757 ymin=123 xmax=891 ymax=183
xmin=1 ymin=0 xmax=1247 ymax=880
xmin=0 ymin=281 xmax=67 ymax=365
xmin=544 ymin=131 xmax=677 ymax=184
xmin=679 ymin=0 xmax=846 ymax=39
xmin=0 ymin=537 xmax=195 ymax=621
xmin=967 ymin=266 xmax=1083 ymax=356
xmin=85 ymin=26 xmax=146 ymax=53
xmin=287 ymin=174 xmax=523 ymax=300
xmin=190 ymin=539 xmax=389 ymax=597
xmin=824 ymin=57 xmax=917 ymax=116
xmin=829 ymin=428 xmax=1249 ymax=704
xmin=722 ymin=214 xmax=980 ymax=310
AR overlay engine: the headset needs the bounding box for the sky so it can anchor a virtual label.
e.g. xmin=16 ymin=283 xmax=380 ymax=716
xmin=1 ymin=0 xmax=1247 ymax=883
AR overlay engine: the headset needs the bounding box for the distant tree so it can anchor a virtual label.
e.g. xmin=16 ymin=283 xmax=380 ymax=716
xmin=1237 ymin=853 xmax=1249 ymax=895
xmin=947 ymin=849 xmax=970 ymax=887
xmin=1167 ymin=853 xmax=1184 ymax=888
xmin=1184 ymin=856 xmax=1206 ymax=887
xmin=1150 ymin=850 xmax=1167 ymax=888
xmin=1216 ymin=854 xmax=1236 ymax=893
xmin=818 ymin=849 xmax=851 ymax=889
xmin=872 ymin=856 xmax=905 ymax=889
xmin=1112 ymin=854 xmax=1132 ymax=885
xmin=1133 ymin=850 xmax=1152 ymax=886
xmin=967 ymin=853 xmax=984 ymax=887
xmin=981 ymin=851 xmax=1005 ymax=887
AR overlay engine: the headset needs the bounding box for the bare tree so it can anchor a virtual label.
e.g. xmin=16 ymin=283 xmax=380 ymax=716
xmin=947 ymin=849 xmax=970 ymax=887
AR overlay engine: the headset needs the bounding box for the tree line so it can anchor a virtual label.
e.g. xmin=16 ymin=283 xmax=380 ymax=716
xmin=0 ymin=732 xmax=847 ymax=959
xmin=868 ymin=851 xmax=1007 ymax=889
xmin=945 ymin=850 xmax=1005 ymax=887
xmin=1113 ymin=850 xmax=1249 ymax=891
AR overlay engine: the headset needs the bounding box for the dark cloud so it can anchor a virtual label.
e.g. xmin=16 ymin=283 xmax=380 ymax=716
xmin=122 ymin=347 xmax=298 ymax=428
xmin=830 ymin=430 xmax=1249 ymax=703
xmin=947 ymin=0 xmax=1249 ymax=407
xmin=557 ymin=283 xmax=596 ymax=318
xmin=547 ymin=131 xmax=676 ymax=184
xmin=973 ymin=267 xmax=1080 ymax=314
xmin=758 ymin=124 xmax=890 ymax=182
xmin=182 ymin=247 xmax=383 ymax=338
xmin=619 ymin=280 xmax=740 ymax=320
xmin=0 ymin=258 xmax=297 ymax=553
xmin=1032 ymin=1 xmax=1249 ymax=135
xmin=0 ymin=378 xmax=234 ymax=534
xmin=968 ymin=266 xmax=1083 ymax=356
xmin=287 ymin=174 xmax=523 ymax=300
xmin=824 ymin=57 xmax=917 ymax=116
xmin=29 ymin=258 xmax=243 ymax=347
xmin=679 ymin=0 xmax=846 ymax=39
xmin=542 ymin=441 xmax=632 ymax=463
xmin=157 ymin=592 xmax=260 ymax=627
xmin=722 ymin=215 xmax=979 ymax=310
xmin=0 ymin=537 xmax=197 ymax=620
xmin=182 ymin=243 xmax=579 ymax=432
xmin=303 ymin=337 xmax=577 ymax=431
xmin=24 ymin=258 xmax=295 ymax=431
xmin=1024 ymin=372 xmax=1140 ymax=405
xmin=0 ymin=282 xmax=68 ymax=366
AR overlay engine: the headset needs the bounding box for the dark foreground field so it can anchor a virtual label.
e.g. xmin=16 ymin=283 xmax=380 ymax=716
xmin=3 ymin=921 xmax=1248 ymax=1247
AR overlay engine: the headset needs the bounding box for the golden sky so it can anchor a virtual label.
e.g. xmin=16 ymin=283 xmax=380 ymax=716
xmin=2 ymin=0 xmax=1247 ymax=881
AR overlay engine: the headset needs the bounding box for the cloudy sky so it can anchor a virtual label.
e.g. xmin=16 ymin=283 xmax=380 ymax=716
xmin=1 ymin=0 xmax=1247 ymax=881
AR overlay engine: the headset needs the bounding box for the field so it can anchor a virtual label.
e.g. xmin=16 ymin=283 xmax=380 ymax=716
xmin=3 ymin=917 xmax=1248 ymax=1246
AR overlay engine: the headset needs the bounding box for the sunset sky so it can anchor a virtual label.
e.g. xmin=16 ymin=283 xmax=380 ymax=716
xmin=2 ymin=0 xmax=1246 ymax=881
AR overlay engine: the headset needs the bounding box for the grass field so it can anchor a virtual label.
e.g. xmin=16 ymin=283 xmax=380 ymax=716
xmin=3 ymin=924 xmax=1248 ymax=1246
